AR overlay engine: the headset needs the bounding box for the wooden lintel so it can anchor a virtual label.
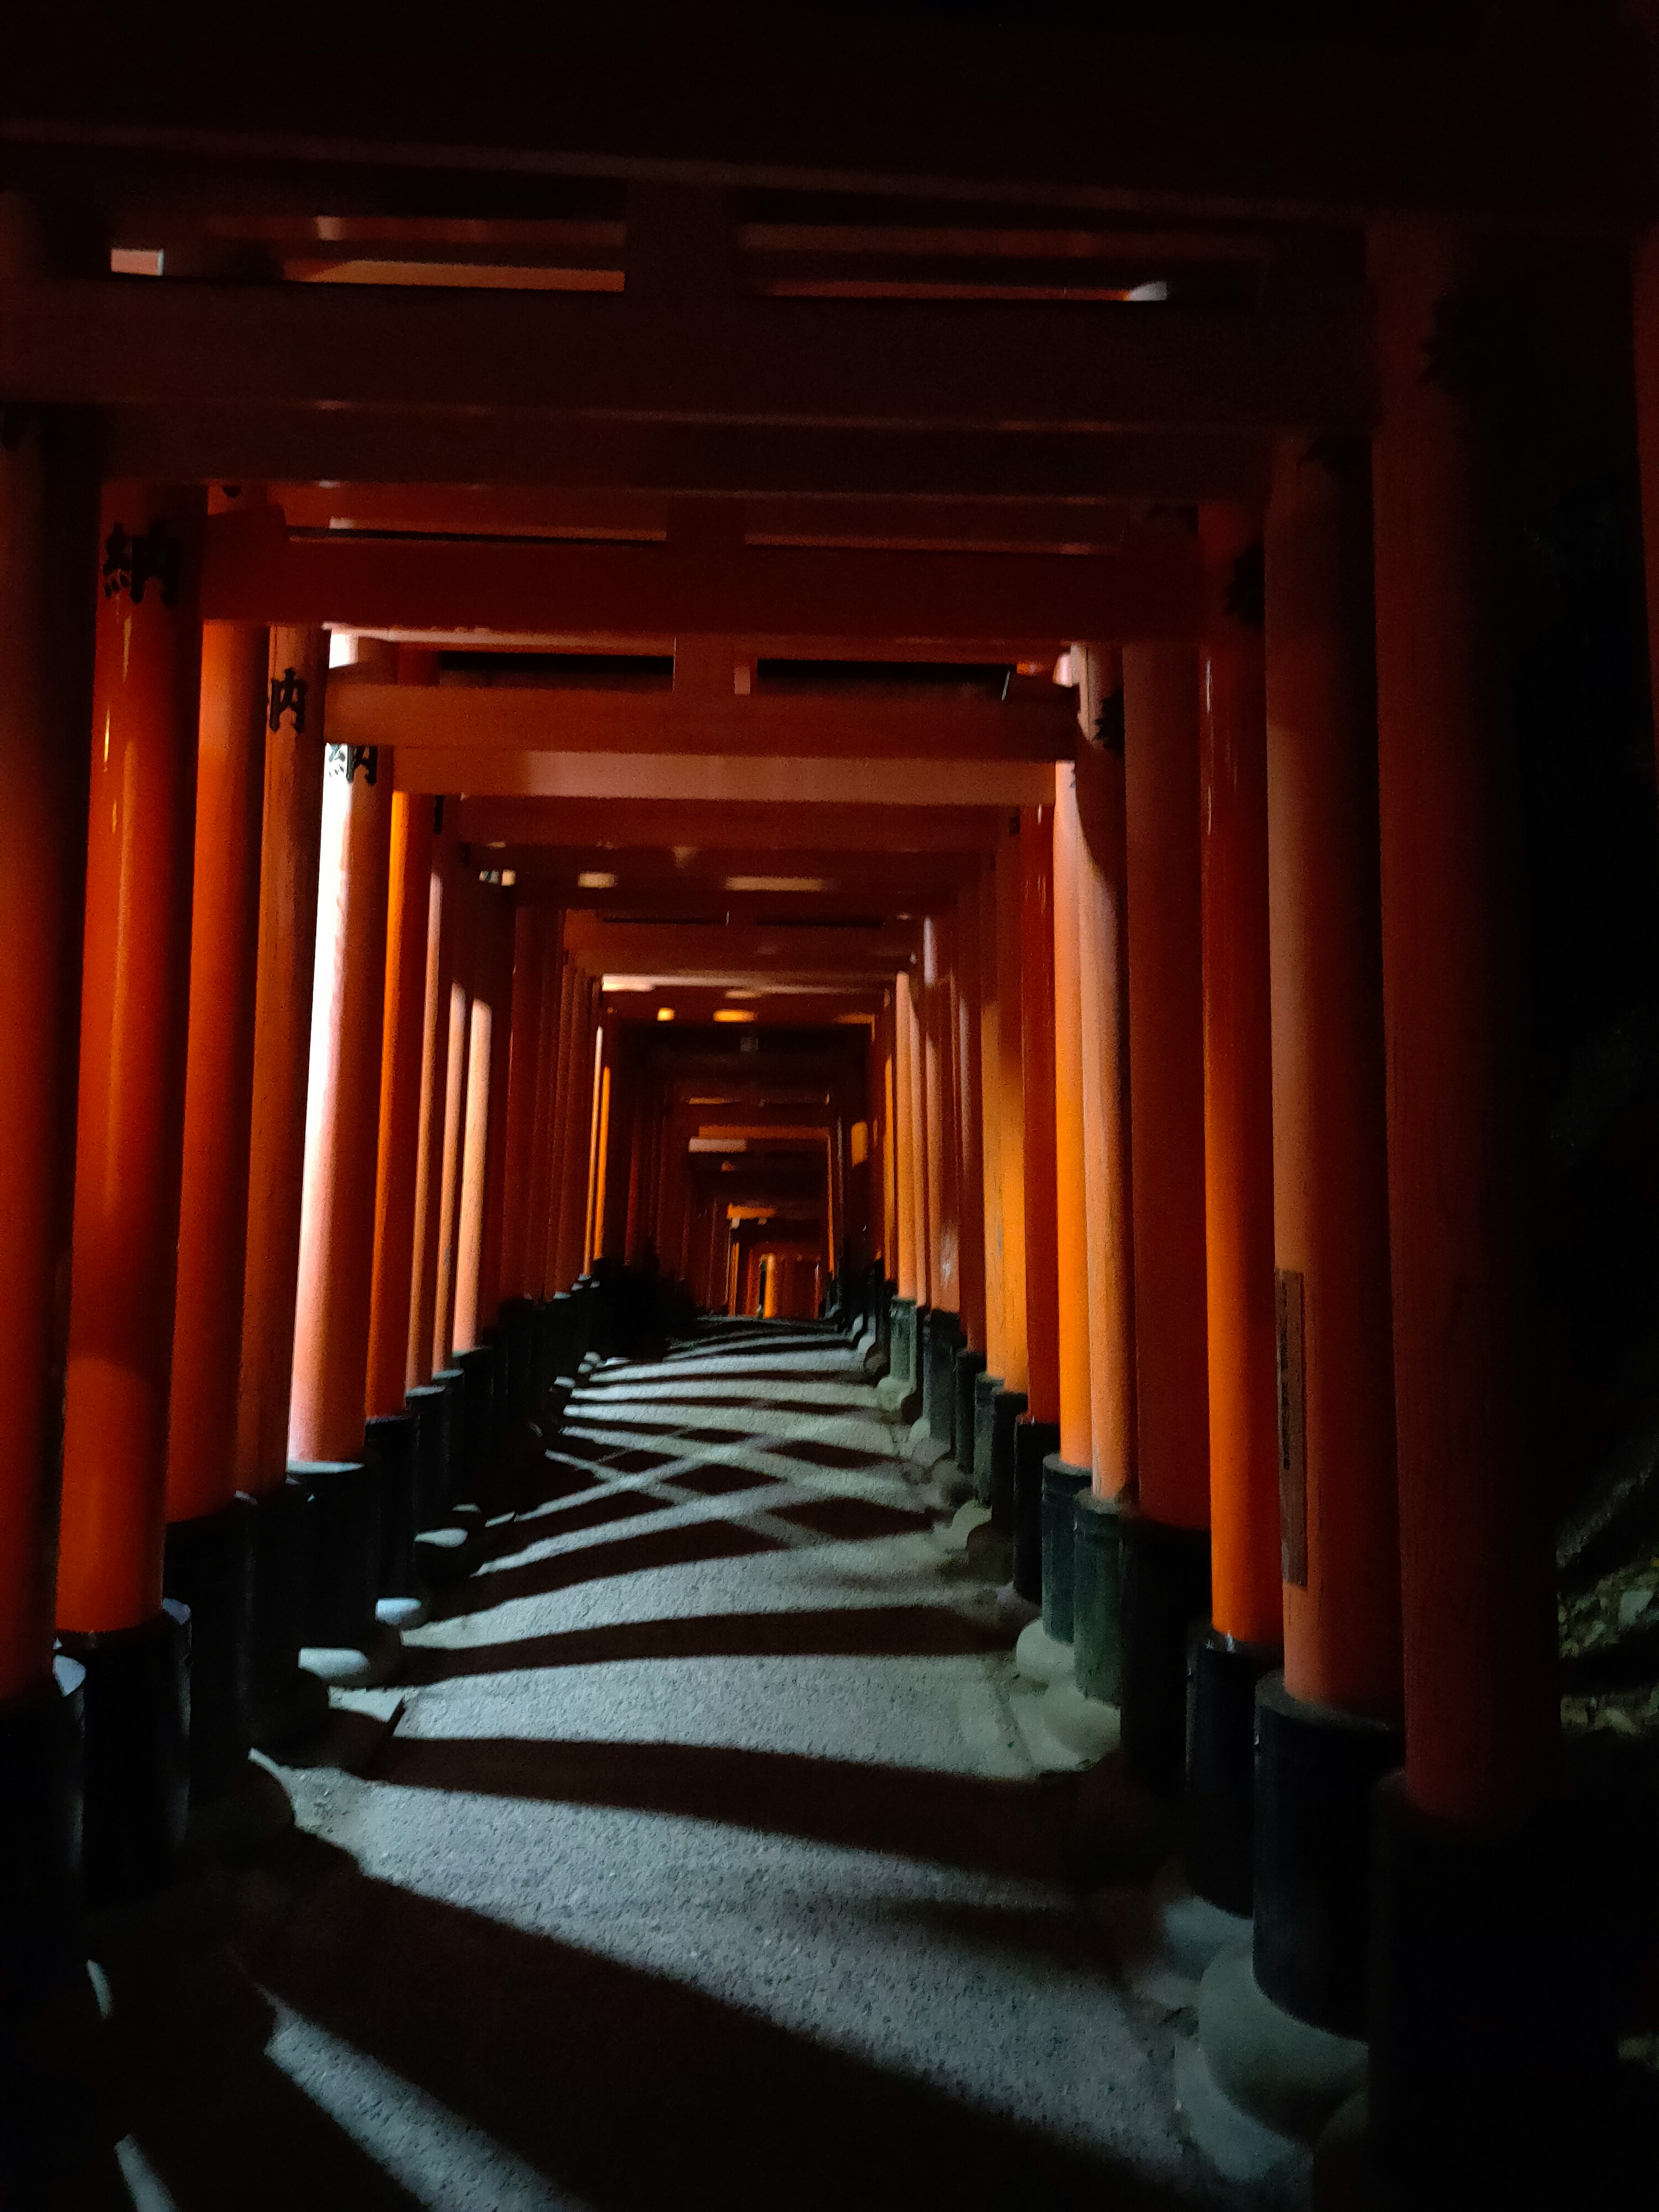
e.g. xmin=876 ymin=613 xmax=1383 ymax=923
xmin=0 ymin=279 xmax=1374 ymax=433
xmin=200 ymin=508 xmax=1198 ymax=641
xmin=109 ymin=409 xmax=1272 ymax=503
xmin=453 ymin=798 xmax=1006 ymax=852
xmin=332 ymin=685 xmax=1074 ymax=762
xmin=393 ymin=750 xmax=1053 ymax=806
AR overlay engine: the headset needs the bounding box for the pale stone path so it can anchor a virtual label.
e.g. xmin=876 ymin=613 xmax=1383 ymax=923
xmin=111 ymin=1321 xmax=1243 ymax=2212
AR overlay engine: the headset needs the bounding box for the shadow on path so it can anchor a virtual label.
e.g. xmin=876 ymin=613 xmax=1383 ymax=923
xmin=400 ymin=1602 xmax=1005 ymax=1685
xmin=376 ymin=1734 xmax=1074 ymax=1879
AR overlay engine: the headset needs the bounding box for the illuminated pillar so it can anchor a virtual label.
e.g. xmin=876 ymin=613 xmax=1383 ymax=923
xmin=235 ymin=626 xmax=326 ymax=1742
xmin=950 ymin=874 xmax=990 ymax=1483
xmin=920 ymin=915 xmax=962 ymax=1448
xmin=366 ymin=791 xmax=434 ymax=1421
xmin=162 ymin=620 xmax=267 ymax=1805
xmin=1012 ymin=804 xmax=1062 ymax=1609
xmin=408 ymin=812 xmax=457 ymax=1392
xmin=431 ymin=871 xmax=474 ymax=1373
xmin=288 ymin=738 xmax=393 ymax=1662
xmin=1120 ymin=639 xmax=1211 ymax=1799
xmin=1366 ymin=225 xmax=1580 ymax=2184
xmin=0 ymin=383 xmax=95 ymax=1976
xmin=56 ymin=484 xmax=203 ymax=1905
xmin=1071 ymin=655 xmax=1137 ymax=1718
xmin=499 ymin=898 xmax=546 ymax=1303
xmin=1050 ymin=768 xmax=1093 ymax=1473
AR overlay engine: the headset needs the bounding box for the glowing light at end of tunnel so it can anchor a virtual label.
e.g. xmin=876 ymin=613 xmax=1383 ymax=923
xmin=713 ymin=1009 xmax=757 ymax=1023
xmin=578 ymin=870 xmax=619 ymax=889
xmin=722 ymin=875 xmax=834 ymax=893
xmin=656 ymin=1006 xmax=676 ymax=1021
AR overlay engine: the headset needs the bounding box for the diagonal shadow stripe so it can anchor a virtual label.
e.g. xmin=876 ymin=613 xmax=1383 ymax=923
xmin=375 ymin=1735 xmax=1069 ymax=1880
xmin=229 ymin=1832 xmax=1187 ymax=2212
xmin=398 ymin=1602 xmax=1005 ymax=1684
xmin=437 ymin=1515 xmax=781 ymax=1618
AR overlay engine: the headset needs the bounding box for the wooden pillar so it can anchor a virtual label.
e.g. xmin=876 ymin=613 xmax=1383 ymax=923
xmin=1051 ymin=769 xmax=1093 ymax=1469
xmin=922 ymin=918 xmax=960 ymax=1315
xmin=528 ymin=917 xmax=565 ymax=1293
xmin=431 ymin=870 xmax=474 ymax=1372
xmin=1122 ymin=644 xmax=1211 ymax=1530
xmin=1072 ymin=656 xmax=1136 ymax=1498
xmin=1019 ymin=804 xmax=1061 ymax=1426
xmin=498 ymin=899 xmax=545 ymax=1303
xmin=976 ymin=861 xmax=1007 ymax=1379
xmin=554 ymin=963 xmax=593 ymax=1292
xmin=453 ymin=884 xmax=513 ymax=1350
xmin=953 ymin=877 xmax=988 ymax=1356
xmin=1371 ymin=226 xmax=1557 ymax=1826
xmin=407 ymin=810 xmax=456 ymax=1389
xmin=288 ymin=744 xmax=392 ymax=1462
xmin=56 ymin=484 xmax=203 ymax=1898
xmin=992 ymin=823 xmax=1029 ymax=1393
xmin=0 ymin=400 xmax=94 ymax=1708
xmin=57 ymin=486 xmax=205 ymax=1635
xmin=236 ymin=628 xmax=326 ymax=1492
xmin=365 ymin=790 xmax=433 ymax=1420
xmin=474 ymin=890 xmax=515 ymax=1336
xmin=1198 ymin=506 xmax=1283 ymax=1653
xmin=1364 ymin=221 xmax=1571 ymax=2184
xmin=893 ymin=970 xmax=922 ymax=1303
xmin=165 ymin=623 xmax=267 ymax=1526
xmin=1266 ymin=442 xmax=1402 ymax=1719
xmin=1120 ymin=639 xmax=1211 ymax=1799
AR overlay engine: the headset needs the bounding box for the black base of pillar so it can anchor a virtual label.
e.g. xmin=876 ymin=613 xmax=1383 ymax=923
xmin=496 ymin=1296 xmax=540 ymax=1425
xmin=1039 ymin=1458 xmax=1090 ymax=1643
xmin=162 ymin=1499 xmax=253 ymax=1805
xmin=925 ymin=1312 xmax=962 ymax=1446
xmin=432 ymin=1366 xmax=467 ymax=1505
xmin=248 ymin=1474 xmax=327 ymax=1749
xmin=57 ymin=1602 xmax=190 ymax=1913
xmin=454 ymin=1342 xmax=502 ymax=1514
xmin=1118 ymin=1507 xmax=1211 ymax=1803
xmin=953 ymin=1350 xmax=987 ymax=1476
xmin=403 ymin=1380 xmax=454 ymax=1531
xmin=986 ymin=1387 xmax=1027 ymax=1529
xmin=889 ymin=1298 xmax=918 ymax=1394
xmin=971 ymin=1372 xmax=1003 ymax=1505
xmin=1185 ymin=1628 xmax=1281 ymax=1919
xmin=0 ymin=1661 xmax=85 ymax=2004
xmin=1252 ymin=1673 xmax=1402 ymax=2036
xmin=365 ymin=1411 xmax=420 ymax=1604
xmin=1072 ymin=1490 xmax=1123 ymax=1703
xmin=294 ymin=1458 xmax=382 ymax=1654
xmin=1368 ymin=1772 xmax=1623 ymax=2203
xmin=1011 ymin=1417 xmax=1061 ymax=1604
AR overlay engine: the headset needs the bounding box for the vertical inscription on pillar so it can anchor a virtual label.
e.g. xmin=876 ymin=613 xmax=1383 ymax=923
xmin=1275 ymin=1268 xmax=1308 ymax=1588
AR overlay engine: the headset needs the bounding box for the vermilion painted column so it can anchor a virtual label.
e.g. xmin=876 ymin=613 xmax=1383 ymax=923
xmin=992 ymin=825 xmax=1029 ymax=1395
xmin=57 ymin=483 xmax=204 ymax=1903
xmin=431 ymin=871 xmax=475 ymax=1372
xmin=1071 ymin=659 xmax=1136 ymax=1500
xmin=499 ymin=899 xmax=546 ymax=1302
xmin=161 ymin=620 xmax=267 ymax=1801
xmin=893 ymin=969 xmax=921 ymax=1304
xmin=1214 ymin=431 xmax=1410 ymax=2028
xmin=0 ymin=393 xmax=94 ymax=1855
xmin=1018 ymin=806 xmax=1060 ymax=1427
xmin=1051 ymin=770 xmax=1093 ymax=1472
xmin=408 ymin=814 xmax=457 ymax=1390
xmin=1366 ymin=227 xmax=1574 ymax=2183
xmin=475 ymin=890 xmax=516 ymax=1337
xmin=235 ymin=628 xmax=326 ymax=1742
xmin=365 ymin=791 xmax=434 ymax=1422
xmin=289 ymin=746 xmax=393 ymax=1459
xmin=527 ymin=918 xmax=564 ymax=1294
xmin=922 ymin=918 xmax=960 ymax=1318
xmin=953 ymin=878 xmax=988 ymax=1358
xmin=1185 ymin=507 xmax=1286 ymax=1912
xmin=554 ymin=958 xmax=593 ymax=1294
xmin=453 ymin=884 xmax=512 ymax=1350
xmin=1120 ymin=639 xmax=1212 ymax=1799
